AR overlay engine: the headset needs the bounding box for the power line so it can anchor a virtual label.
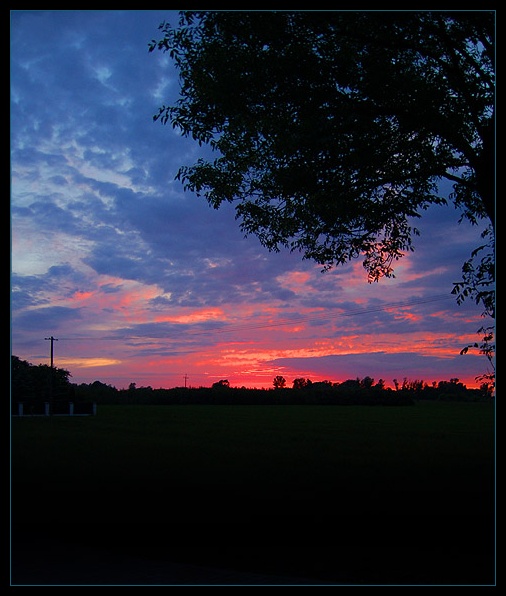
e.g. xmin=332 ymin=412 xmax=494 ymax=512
xmin=56 ymin=293 xmax=453 ymax=342
xmin=185 ymin=294 xmax=454 ymax=336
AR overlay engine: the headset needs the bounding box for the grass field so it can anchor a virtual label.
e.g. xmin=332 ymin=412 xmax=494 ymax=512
xmin=11 ymin=402 xmax=496 ymax=584
xmin=12 ymin=402 xmax=495 ymax=519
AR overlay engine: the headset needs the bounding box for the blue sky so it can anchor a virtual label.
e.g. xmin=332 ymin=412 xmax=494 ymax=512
xmin=10 ymin=10 xmax=492 ymax=390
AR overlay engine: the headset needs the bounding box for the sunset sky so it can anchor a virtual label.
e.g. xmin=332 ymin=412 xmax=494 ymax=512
xmin=10 ymin=10 xmax=493 ymax=390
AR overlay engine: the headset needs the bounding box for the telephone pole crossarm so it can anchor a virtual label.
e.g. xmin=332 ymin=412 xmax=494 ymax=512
xmin=44 ymin=336 xmax=58 ymax=368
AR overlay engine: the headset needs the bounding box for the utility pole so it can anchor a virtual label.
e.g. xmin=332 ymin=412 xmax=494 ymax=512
xmin=184 ymin=373 xmax=189 ymax=389
xmin=45 ymin=336 xmax=58 ymax=369
xmin=45 ymin=336 xmax=58 ymax=416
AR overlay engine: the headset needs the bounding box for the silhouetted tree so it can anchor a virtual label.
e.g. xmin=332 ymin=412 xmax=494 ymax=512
xmin=273 ymin=375 xmax=287 ymax=389
xmin=311 ymin=380 xmax=334 ymax=389
xmin=212 ymin=379 xmax=230 ymax=389
xmin=292 ymin=377 xmax=312 ymax=389
xmin=11 ymin=355 xmax=73 ymax=411
xmin=11 ymin=356 xmax=36 ymax=405
xmin=150 ymin=12 xmax=494 ymax=299
xmin=359 ymin=376 xmax=374 ymax=390
xmin=479 ymin=382 xmax=494 ymax=398
xmin=75 ymin=380 xmax=118 ymax=404
xmin=337 ymin=379 xmax=361 ymax=393
xmin=150 ymin=11 xmax=495 ymax=385
xmin=375 ymin=379 xmax=386 ymax=390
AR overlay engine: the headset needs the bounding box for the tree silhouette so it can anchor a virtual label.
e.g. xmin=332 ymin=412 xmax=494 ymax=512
xmin=212 ymin=379 xmax=230 ymax=389
xmin=150 ymin=11 xmax=495 ymax=381
xmin=273 ymin=375 xmax=287 ymax=389
xmin=11 ymin=355 xmax=73 ymax=411
xmin=293 ymin=377 xmax=312 ymax=390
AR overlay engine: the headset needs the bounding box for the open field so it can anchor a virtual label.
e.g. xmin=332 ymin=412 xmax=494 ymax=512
xmin=11 ymin=402 xmax=495 ymax=584
xmin=12 ymin=402 xmax=495 ymax=515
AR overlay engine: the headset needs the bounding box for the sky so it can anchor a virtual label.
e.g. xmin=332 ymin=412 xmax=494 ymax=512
xmin=10 ymin=10 xmax=493 ymax=391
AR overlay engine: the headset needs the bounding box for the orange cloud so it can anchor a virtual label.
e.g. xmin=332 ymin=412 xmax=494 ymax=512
xmin=58 ymin=357 xmax=122 ymax=368
xmin=71 ymin=290 xmax=94 ymax=301
xmin=154 ymin=308 xmax=225 ymax=324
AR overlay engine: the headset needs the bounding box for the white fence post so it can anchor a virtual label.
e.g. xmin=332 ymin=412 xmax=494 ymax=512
xmin=44 ymin=402 xmax=50 ymax=416
xmin=18 ymin=403 xmax=23 ymax=416
xmin=92 ymin=403 xmax=97 ymax=416
xmin=69 ymin=402 xmax=74 ymax=416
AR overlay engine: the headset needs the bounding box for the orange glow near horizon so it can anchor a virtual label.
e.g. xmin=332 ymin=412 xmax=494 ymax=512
xmin=15 ymin=262 xmax=490 ymax=393
xmin=52 ymin=324 xmax=487 ymax=391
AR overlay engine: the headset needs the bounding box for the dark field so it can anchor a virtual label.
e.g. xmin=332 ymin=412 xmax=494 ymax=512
xmin=11 ymin=403 xmax=495 ymax=585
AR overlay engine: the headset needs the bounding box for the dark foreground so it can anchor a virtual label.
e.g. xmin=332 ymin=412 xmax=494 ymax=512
xmin=11 ymin=404 xmax=495 ymax=585
xmin=12 ymin=492 xmax=495 ymax=585
xmin=12 ymin=518 xmax=494 ymax=586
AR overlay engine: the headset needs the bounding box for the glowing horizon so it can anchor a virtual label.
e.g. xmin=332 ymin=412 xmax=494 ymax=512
xmin=21 ymin=286 xmax=488 ymax=391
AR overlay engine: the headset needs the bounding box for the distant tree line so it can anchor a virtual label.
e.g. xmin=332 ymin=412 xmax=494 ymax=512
xmin=11 ymin=355 xmax=493 ymax=410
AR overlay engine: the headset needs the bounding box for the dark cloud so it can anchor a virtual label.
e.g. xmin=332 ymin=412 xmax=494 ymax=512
xmin=11 ymin=265 xmax=91 ymax=313
xmin=10 ymin=288 xmax=50 ymax=311
xmin=12 ymin=306 xmax=83 ymax=332
xmin=47 ymin=264 xmax=75 ymax=278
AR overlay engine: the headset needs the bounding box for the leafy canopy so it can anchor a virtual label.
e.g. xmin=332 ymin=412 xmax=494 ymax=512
xmin=150 ymin=11 xmax=494 ymax=279
xmin=149 ymin=11 xmax=495 ymax=379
